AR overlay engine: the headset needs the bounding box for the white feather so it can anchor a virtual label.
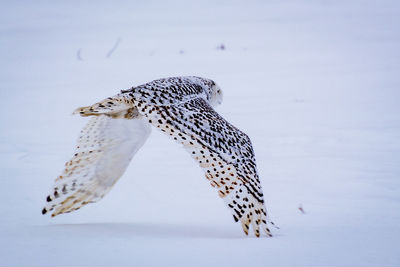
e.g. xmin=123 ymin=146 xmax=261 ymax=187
xmin=43 ymin=115 xmax=151 ymax=216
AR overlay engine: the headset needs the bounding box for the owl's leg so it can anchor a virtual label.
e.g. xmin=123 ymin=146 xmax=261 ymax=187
xmin=73 ymin=95 xmax=136 ymax=119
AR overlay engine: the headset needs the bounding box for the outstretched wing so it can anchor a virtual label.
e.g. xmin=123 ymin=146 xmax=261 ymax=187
xmin=42 ymin=114 xmax=151 ymax=217
xmin=139 ymin=97 xmax=273 ymax=237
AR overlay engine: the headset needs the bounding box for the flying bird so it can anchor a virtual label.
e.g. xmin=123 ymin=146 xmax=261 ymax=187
xmin=42 ymin=76 xmax=275 ymax=237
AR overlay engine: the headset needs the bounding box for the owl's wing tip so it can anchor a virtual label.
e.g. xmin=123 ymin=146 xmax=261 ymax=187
xmin=72 ymin=106 xmax=94 ymax=117
xmin=41 ymin=207 xmax=58 ymax=218
xmin=72 ymin=108 xmax=81 ymax=115
xmin=41 ymin=207 xmax=47 ymax=215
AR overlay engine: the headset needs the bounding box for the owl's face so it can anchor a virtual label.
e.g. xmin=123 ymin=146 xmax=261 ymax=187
xmin=210 ymin=83 xmax=223 ymax=107
xmin=188 ymin=76 xmax=223 ymax=107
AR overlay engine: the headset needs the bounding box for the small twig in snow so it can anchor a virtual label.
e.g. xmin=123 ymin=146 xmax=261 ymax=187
xmin=106 ymin=38 xmax=121 ymax=58
xmin=298 ymin=204 xmax=306 ymax=214
xmin=76 ymin=49 xmax=83 ymax=61
xmin=216 ymin=43 xmax=226 ymax=50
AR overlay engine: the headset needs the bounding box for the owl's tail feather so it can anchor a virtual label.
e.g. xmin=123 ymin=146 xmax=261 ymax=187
xmin=73 ymin=94 xmax=137 ymax=119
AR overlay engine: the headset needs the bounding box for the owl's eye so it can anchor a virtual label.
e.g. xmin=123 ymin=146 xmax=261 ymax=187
xmin=217 ymin=89 xmax=221 ymax=94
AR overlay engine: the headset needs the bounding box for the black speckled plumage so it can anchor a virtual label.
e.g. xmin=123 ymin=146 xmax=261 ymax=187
xmin=42 ymin=76 xmax=275 ymax=237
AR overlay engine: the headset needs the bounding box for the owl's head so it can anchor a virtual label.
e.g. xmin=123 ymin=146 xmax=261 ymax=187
xmin=190 ymin=77 xmax=223 ymax=107
xmin=209 ymin=81 xmax=223 ymax=107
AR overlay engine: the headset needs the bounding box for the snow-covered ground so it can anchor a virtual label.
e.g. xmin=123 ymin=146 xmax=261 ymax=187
xmin=1 ymin=0 xmax=399 ymax=266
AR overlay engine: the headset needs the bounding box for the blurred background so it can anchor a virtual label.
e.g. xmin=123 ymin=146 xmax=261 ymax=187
xmin=0 ymin=1 xmax=399 ymax=266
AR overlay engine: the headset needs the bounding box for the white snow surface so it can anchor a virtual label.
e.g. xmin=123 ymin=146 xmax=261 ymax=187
xmin=1 ymin=0 xmax=399 ymax=266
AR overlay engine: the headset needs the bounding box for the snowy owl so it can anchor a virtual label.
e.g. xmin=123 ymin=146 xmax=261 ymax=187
xmin=42 ymin=76 xmax=275 ymax=237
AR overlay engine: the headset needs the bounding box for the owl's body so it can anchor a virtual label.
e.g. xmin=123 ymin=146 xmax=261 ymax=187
xmin=43 ymin=76 xmax=275 ymax=237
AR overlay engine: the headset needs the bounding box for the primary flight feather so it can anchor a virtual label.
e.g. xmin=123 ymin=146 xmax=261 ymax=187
xmin=42 ymin=76 xmax=275 ymax=237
